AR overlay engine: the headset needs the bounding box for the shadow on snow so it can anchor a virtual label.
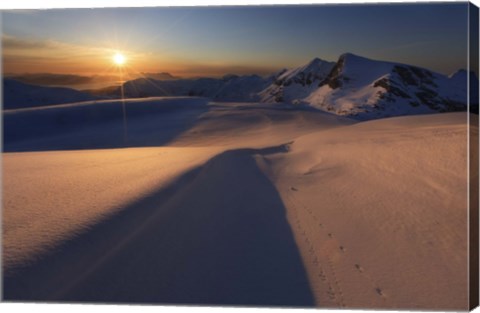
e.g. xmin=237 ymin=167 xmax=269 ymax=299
xmin=4 ymin=144 xmax=315 ymax=307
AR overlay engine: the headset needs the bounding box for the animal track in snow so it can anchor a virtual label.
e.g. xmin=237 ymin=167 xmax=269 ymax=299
xmin=354 ymin=263 xmax=364 ymax=273
xmin=288 ymin=189 xmax=393 ymax=307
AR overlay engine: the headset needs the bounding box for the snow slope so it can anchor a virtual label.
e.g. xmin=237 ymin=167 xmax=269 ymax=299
xmin=2 ymin=78 xmax=99 ymax=110
xmin=258 ymin=58 xmax=335 ymax=103
xmin=255 ymin=53 xmax=473 ymax=120
xmin=3 ymin=99 xmax=346 ymax=306
xmin=449 ymin=69 xmax=480 ymax=112
xmin=2 ymin=96 xmax=471 ymax=309
xmin=305 ymin=53 xmax=470 ymax=119
xmin=266 ymin=112 xmax=470 ymax=309
xmin=3 ymin=97 xmax=209 ymax=151
xmin=2 ymin=146 xmax=221 ymax=271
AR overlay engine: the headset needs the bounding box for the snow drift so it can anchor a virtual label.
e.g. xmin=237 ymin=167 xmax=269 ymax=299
xmin=2 ymin=78 xmax=99 ymax=110
xmin=3 ymin=97 xmax=209 ymax=151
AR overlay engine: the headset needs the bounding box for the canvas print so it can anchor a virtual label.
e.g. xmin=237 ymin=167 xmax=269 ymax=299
xmin=1 ymin=1 xmax=479 ymax=310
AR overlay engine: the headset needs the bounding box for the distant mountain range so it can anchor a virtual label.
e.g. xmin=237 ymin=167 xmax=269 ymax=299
xmin=302 ymin=53 xmax=477 ymax=119
xmin=120 ymin=74 xmax=271 ymax=102
xmin=263 ymin=53 xmax=478 ymax=118
xmin=3 ymin=53 xmax=478 ymax=118
xmin=141 ymin=72 xmax=180 ymax=80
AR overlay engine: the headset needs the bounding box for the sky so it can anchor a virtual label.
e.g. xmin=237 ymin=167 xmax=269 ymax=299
xmin=1 ymin=2 xmax=472 ymax=78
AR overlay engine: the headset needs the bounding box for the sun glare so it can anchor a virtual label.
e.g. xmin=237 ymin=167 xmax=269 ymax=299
xmin=113 ymin=53 xmax=126 ymax=66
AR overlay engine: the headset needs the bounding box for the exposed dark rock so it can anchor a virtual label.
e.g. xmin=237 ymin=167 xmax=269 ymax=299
xmin=373 ymin=77 xmax=411 ymax=99
xmin=373 ymin=78 xmax=389 ymax=89
xmin=393 ymin=66 xmax=418 ymax=86
xmin=319 ymin=55 xmax=346 ymax=89
xmin=415 ymin=87 xmax=439 ymax=109
xmin=441 ymin=99 xmax=467 ymax=112
xmin=409 ymin=66 xmax=437 ymax=87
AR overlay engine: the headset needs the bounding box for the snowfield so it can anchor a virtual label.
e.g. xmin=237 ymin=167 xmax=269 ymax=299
xmin=267 ymin=113 xmax=470 ymax=309
xmin=2 ymin=95 xmax=474 ymax=309
xmin=2 ymin=79 xmax=99 ymax=110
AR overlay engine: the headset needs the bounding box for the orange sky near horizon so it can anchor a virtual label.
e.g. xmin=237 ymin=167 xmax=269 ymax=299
xmin=1 ymin=34 xmax=279 ymax=78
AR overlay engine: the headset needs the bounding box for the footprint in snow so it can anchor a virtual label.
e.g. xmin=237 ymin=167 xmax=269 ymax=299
xmin=318 ymin=271 xmax=327 ymax=281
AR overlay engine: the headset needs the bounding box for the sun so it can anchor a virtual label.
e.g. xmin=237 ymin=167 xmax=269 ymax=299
xmin=113 ymin=52 xmax=126 ymax=66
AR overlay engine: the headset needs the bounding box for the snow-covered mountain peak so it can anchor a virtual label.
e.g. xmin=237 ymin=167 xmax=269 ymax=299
xmin=222 ymin=74 xmax=240 ymax=81
xmin=303 ymin=57 xmax=327 ymax=68
xmin=258 ymin=53 xmax=470 ymax=118
xmin=450 ymin=69 xmax=466 ymax=77
xmin=319 ymin=53 xmax=397 ymax=90
xmin=257 ymin=57 xmax=335 ymax=103
xmin=448 ymin=69 xmax=479 ymax=87
xmin=338 ymin=52 xmax=371 ymax=63
xmin=306 ymin=53 xmax=469 ymax=119
xmin=277 ymin=57 xmax=334 ymax=82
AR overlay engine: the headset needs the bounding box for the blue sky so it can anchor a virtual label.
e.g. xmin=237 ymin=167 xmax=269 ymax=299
xmin=1 ymin=3 xmax=470 ymax=76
